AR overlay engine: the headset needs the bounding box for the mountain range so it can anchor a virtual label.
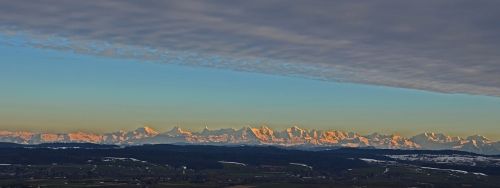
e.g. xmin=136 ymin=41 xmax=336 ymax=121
xmin=1 ymin=126 xmax=499 ymax=155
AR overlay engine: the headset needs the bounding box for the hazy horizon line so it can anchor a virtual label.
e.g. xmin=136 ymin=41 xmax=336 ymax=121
xmin=1 ymin=124 xmax=496 ymax=140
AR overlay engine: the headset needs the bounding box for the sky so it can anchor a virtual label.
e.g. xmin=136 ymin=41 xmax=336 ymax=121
xmin=0 ymin=1 xmax=499 ymax=138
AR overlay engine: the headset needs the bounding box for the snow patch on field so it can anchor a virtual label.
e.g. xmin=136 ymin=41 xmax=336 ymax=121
xmin=359 ymin=158 xmax=383 ymax=163
xmin=358 ymin=158 xmax=395 ymax=164
xmin=420 ymin=166 xmax=468 ymax=174
xmin=472 ymin=172 xmax=488 ymax=176
xmin=420 ymin=166 xmax=488 ymax=176
xmin=385 ymin=154 xmax=500 ymax=166
xmin=218 ymin=161 xmax=247 ymax=166
xmin=289 ymin=163 xmax=313 ymax=170
xmin=102 ymin=157 xmax=147 ymax=163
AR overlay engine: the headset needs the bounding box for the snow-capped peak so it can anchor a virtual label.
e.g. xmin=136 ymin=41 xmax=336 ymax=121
xmin=467 ymin=134 xmax=489 ymax=141
xmin=134 ymin=126 xmax=159 ymax=136
xmin=466 ymin=135 xmax=491 ymax=145
xmin=0 ymin=126 xmax=498 ymax=155
xmin=166 ymin=126 xmax=192 ymax=136
xmin=290 ymin=125 xmax=304 ymax=131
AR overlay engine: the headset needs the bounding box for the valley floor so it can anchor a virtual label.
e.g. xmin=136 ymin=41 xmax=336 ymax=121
xmin=0 ymin=144 xmax=499 ymax=187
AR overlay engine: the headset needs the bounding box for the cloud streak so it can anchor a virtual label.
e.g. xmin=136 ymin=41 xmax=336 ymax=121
xmin=1 ymin=0 xmax=500 ymax=96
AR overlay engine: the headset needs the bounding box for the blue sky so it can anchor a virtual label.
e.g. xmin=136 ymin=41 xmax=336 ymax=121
xmin=1 ymin=43 xmax=499 ymax=138
xmin=2 ymin=0 xmax=500 ymax=96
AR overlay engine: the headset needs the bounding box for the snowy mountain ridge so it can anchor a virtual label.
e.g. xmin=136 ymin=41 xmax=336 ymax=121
xmin=1 ymin=126 xmax=499 ymax=155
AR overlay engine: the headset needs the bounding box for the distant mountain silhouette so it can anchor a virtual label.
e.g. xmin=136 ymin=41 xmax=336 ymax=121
xmin=1 ymin=126 xmax=499 ymax=155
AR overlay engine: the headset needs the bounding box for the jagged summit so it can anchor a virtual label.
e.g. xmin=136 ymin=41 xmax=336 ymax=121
xmin=166 ymin=126 xmax=192 ymax=136
xmin=467 ymin=134 xmax=490 ymax=141
xmin=135 ymin=126 xmax=159 ymax=136
xmin=0 ymin=126 xmax=498 ymax=155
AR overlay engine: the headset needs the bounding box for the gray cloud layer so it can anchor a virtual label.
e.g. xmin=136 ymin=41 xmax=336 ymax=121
xmin=1 ymin=0 xmax=500 ymax=96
